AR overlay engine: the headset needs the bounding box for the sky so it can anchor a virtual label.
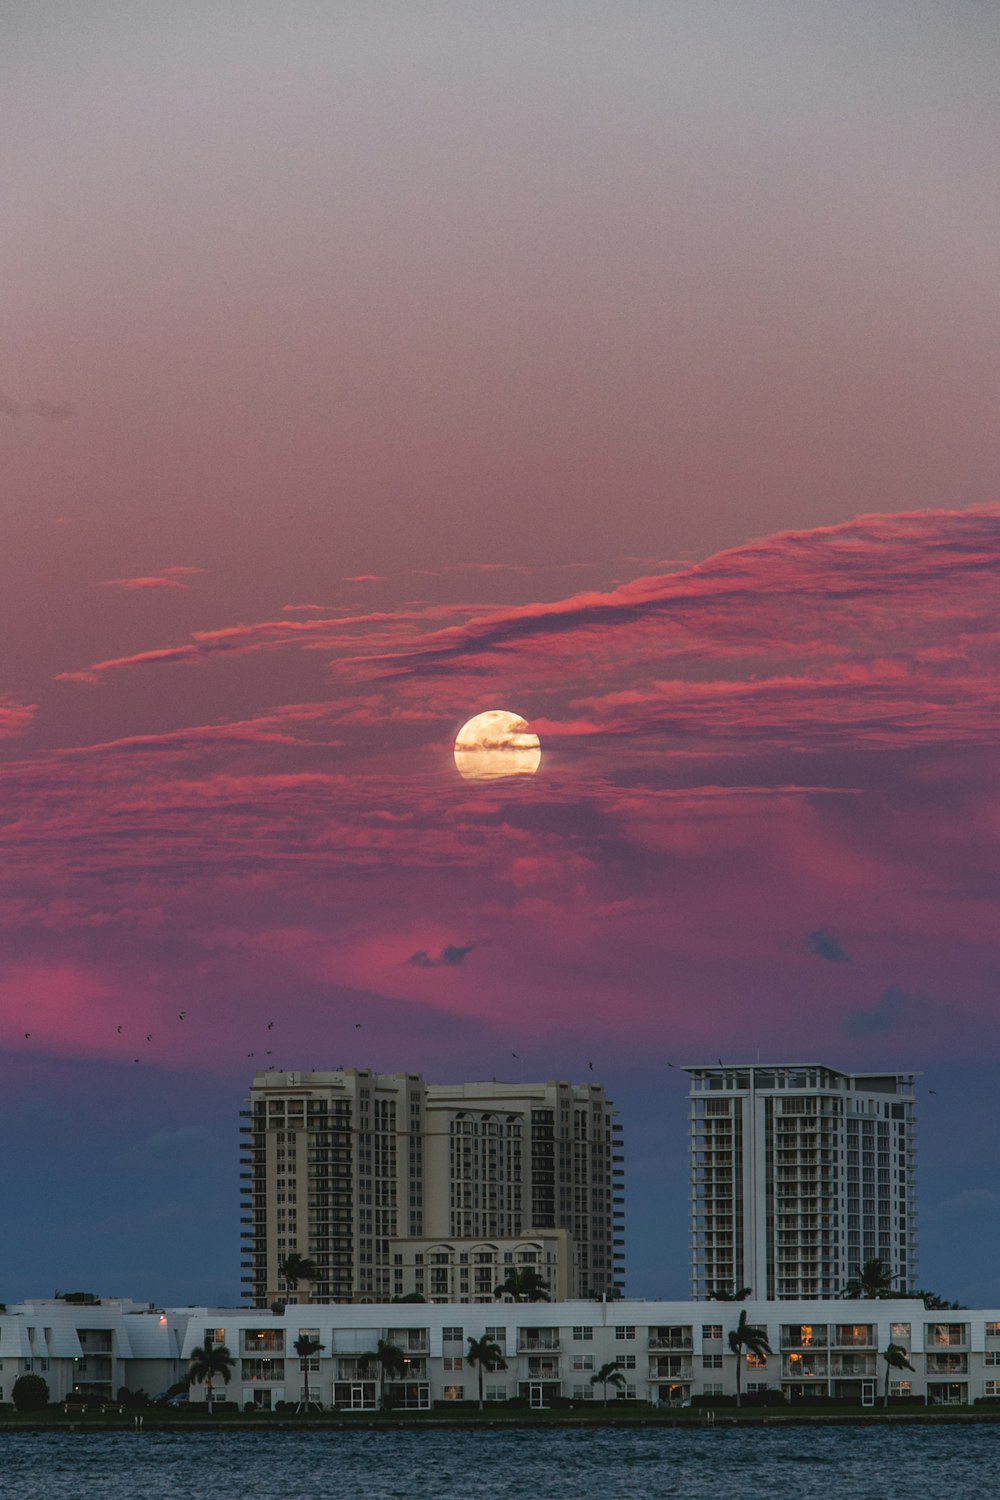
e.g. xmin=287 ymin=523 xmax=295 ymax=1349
xmin=2 ymin=0 xmax=999 ymax=1308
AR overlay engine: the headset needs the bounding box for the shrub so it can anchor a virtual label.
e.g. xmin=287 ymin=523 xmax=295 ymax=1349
xmin=12 ymin=1374 xmax=50 ymax=1412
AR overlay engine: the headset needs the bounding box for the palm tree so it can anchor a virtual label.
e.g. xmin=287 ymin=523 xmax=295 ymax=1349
xmin=187 ymin=1341 xmax=234 ymax=1411
xmin=466 ymin=1335 xmax=507 ymax=1409
xmin=591 ymin=1360 xmax=626 ymax=1405
xmin=359 ymin=1338 xmax=408 ymax=1409
xmin=882 ymin=1342 xmax=915 ymax=1407
xmin=844 ymin=1257 xmax=895 ymax=1299
xmin=277 ymin=1252 xmax=318 ymax=1299
xmin=712 ymin=1285 xmax=752 ymax=1301
xmin=494 ymin=1266 xmax=550 ymax=1303
xmin=293 ymin=1334 xmax=324 ymax=1411
xmin=727 ymin=1309 xmax=772 ymax=1407
xmin=911 ymin=1289 xmax=965 ymax=1310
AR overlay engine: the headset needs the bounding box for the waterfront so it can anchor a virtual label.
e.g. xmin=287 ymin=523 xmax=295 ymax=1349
xmin=2 ymin=1424 xmax=999 ymax=1500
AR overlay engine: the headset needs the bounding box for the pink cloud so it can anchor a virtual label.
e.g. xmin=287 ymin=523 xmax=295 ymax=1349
xmin=98 ymin=565 xmax=205 ymax=591
xmin=0 ymin=698 xmax=36 ymax=740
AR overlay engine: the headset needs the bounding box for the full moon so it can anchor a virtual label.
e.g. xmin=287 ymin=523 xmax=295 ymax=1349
xmin=454 ymin=710 xmax=542 ymax=781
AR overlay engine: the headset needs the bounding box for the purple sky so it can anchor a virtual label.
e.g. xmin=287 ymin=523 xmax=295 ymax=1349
xmin=2 ymin=2 xmax=999 ymax=1307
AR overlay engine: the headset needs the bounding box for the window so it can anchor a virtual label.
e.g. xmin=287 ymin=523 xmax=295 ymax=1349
xmin=703 ymin=1354 xmax=723 ymax=1369
xmin=926 ymin=1323 xmax=967 ymax=1347
xmin=746 ymin=1352 xmax=768 ymax=1369
xmin=702 ymin=1325 xmax=723 ymax=1340
xmin=442 ymin=1327 xmax=463 ymax=1342
xmin=242 ymin=1359 xmax=285 ymax=1381
xmin=205 ymin=1327 xmax=226 ymax=1345
xmin=484 ymin=1384 xmax=506 ymax=1402
xmin=703 ymin=1382 xmax=723 ymax=1396
xmin=572 ymin=1326 xmax=593 ymax=1341
xmin=986 ymin=1382 xmax=1000 ymax=1399
xmin=985 ymin=1352 xmax=1000 ymax=1366
xmin=985 ymin=1323 xmax=1000 ymax=1339
xmin=571 ymin=1354 xmax=594 ymax=1372
xmin=443 ymin=1357 xmax=463 ymax=1372
xmin=615 ymin=1326 xmax=636 ymax=1341
xmin=746 ymin=1381 xmax=769 ymax=1393
xmin=890 ymin=1380 xmax=912 ymax=1396
xmin=572 ymin=1384 xmax=595 ymax=1400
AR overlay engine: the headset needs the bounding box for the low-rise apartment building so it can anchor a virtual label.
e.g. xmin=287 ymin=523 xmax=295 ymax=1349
xmin=3 ymin=1297 xmax=999 ymax=1410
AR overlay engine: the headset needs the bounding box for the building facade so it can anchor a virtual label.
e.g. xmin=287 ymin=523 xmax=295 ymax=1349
xmin=685 ymin=1064 xmax=917 ymax=1300
xmin=241 ymin=1070 xmax=624 ymax=1306
xmin=2 ymin=1296 xmax=996 ymax=1411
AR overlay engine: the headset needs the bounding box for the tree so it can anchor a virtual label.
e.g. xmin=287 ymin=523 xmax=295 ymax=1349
xmin=359 ymin=1338 xmax=408 ymax=1409
xmin=466 ymin=1335 xmax=507 ymax=1410
xmin=187 ymin=1341 xmax=234 ymax=1410
xmin=711 ymin=1286 xmax=752 ymax=1301
xmin=911 ymin=1289 xmax=966 ymax=1310
xmin=391 ymin=1293 xmax=427 ymax=1304
xmin=590 ymin=1360 xmax=626 ymax=1405
xmin=494 ymin=1266 xmax=550 ymax=1303
xmin=882 ymin=1342 xmax=915 ymax=1407
xmin=277 ymin=1252 xmax=317 ymax=1298
xmin=844 ymin=1258 xmax=895 ymax=1299
xmin=727 ymin=1309 xmax=772 ymax=1407
xmin=293 ymin=1334 xmax=324 ymax=1411
xmin=12 ymin=1374 xmax=49 ymax=1412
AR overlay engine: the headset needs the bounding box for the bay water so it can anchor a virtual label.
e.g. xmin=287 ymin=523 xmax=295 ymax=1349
xmin=2 ymin=1423 xmax=998 ymax=1499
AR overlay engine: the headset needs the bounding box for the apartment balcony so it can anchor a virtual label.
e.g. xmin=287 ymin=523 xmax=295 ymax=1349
xmin=650 ymin=1359 xmax=693 ymax=1380
xmin=523 ymin=1357 xmax=561 ymax=1379
xmin=833 ymin=1327 xmax=875 ymax=1349
xmin=782 ymin=1353 xmax=828 ymax=1378
xmin=649 ymin=1332 xmax=693 ymax=1351
xmin=518 ymin=1334 xmax=560 ymax=1353
xmin=926 ymin=1353 xmax=968 ymax=1374
xmin=387 ymin=1331 xmax=428 ymax=1354
xmin=830 ymin=1354 xmax=876 ymax=1377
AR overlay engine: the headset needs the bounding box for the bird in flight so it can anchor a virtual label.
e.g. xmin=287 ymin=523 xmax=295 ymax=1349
xmin=178 ymin=1011 xmax=186 ymax=1020
xmin=354 ymin=1023 xmax=363 ymax=1029
xmin=23 ymin=1031 xmax=31 ymax=1039
xmin=116 ymin=1025 xmax=123 ymax=1034
xmin=267 ymin=1021 xmax=274 ymax=1030
xmin=588 ymin=1062 xmax=594 ymax=1071
xmin=146 ymin=1033 xmax=153 ymax=1042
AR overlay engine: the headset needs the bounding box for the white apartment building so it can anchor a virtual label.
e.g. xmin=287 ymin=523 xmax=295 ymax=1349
xmin=241 ymin=1070 xmax=624 ymax=1306
xmin=2 ymin=1296 xmax=997 ymax=1411
xmin=686 ymin=1064 xmax=917 ymax=1300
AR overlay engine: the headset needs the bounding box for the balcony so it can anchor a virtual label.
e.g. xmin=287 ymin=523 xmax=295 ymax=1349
xmin=387 ymin=1330 xmax=428 ymax=1354
xmin=649 ymin=1330 xmax=693 ymax=1351
xmin=830 ymin=1354 xmax=876 ymax=1377
xmin=833 ymin=1326 xmax=874 ymax=1348
xmin=518 ymin=1333 xmax=560 ymax=1353
xmin=782 ymin=1353 xmax=828 ymax=1378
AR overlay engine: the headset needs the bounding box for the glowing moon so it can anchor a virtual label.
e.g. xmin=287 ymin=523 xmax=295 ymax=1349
xmin=454 ymin=710 xmax=542 ymax=781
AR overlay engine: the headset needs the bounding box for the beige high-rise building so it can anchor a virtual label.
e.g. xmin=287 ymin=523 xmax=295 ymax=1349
xmin=240 ymin=1070 xmax=624 ymax=1306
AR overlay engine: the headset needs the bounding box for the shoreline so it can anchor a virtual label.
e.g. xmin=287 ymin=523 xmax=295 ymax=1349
xmin=5 ymin=1407 xmax=1000 ymax=1434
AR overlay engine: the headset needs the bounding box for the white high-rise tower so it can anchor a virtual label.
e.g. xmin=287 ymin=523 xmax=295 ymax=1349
xmin=685 ymin=1063 xmax=917 ymax=1300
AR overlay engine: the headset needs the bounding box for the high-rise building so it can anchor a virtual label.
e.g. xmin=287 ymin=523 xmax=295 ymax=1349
xmin=685 ymin=1063 xmax=917 ymax=1300
xmin=240 ymin=1070 xmax=624 ymax=1305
